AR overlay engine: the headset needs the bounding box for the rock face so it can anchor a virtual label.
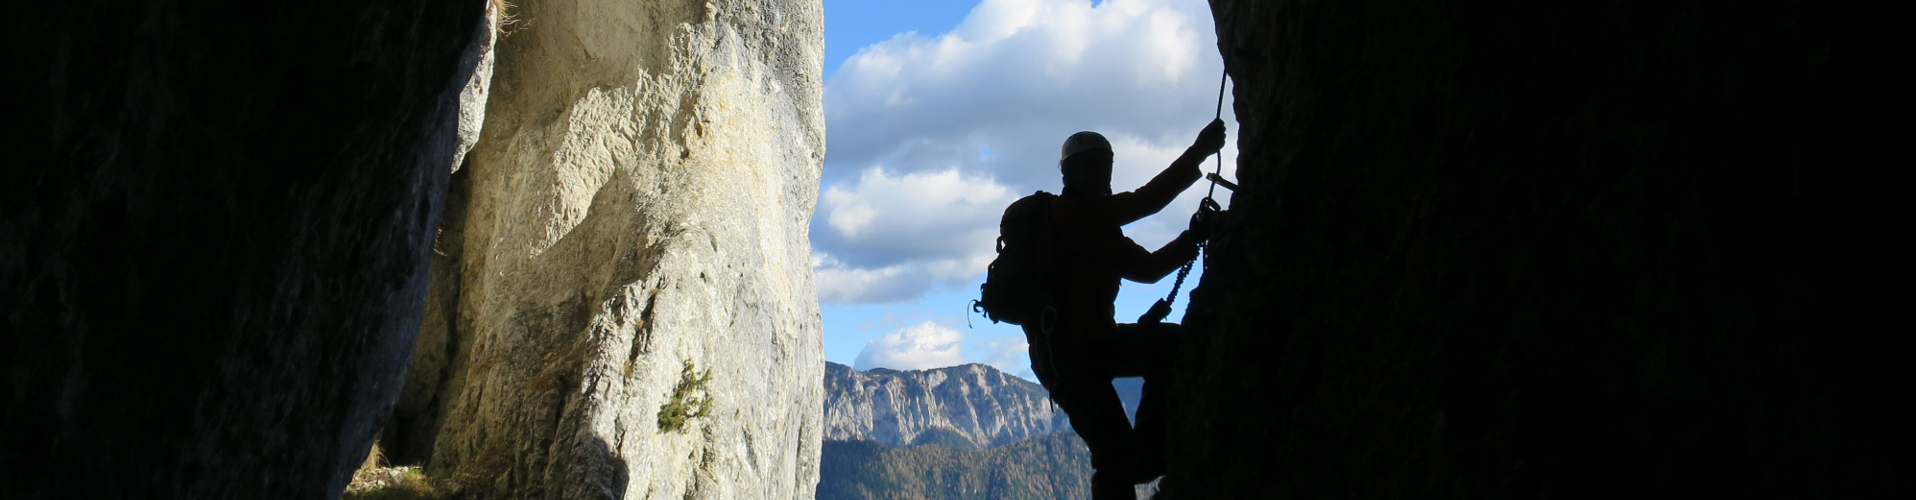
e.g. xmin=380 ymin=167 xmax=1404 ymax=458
xmin=386 ymin=0 xmax=827 ymax=498
xmin=0 ymin=1 xmax=488 ymax=498
xmin=1167 ymin=0 xmax=1908 ymax=498
xmin=824 ymin=362 xmax=1070 ymax=449
xmin=450 ymin=1 xmax=503 ymax=172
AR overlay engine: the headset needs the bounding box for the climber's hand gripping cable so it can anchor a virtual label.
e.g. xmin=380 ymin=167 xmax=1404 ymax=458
xmin=1139 ymin=68 xmax=1233 ymax=325
xmin=1188 ymin=197 xmax=1220 ymax=241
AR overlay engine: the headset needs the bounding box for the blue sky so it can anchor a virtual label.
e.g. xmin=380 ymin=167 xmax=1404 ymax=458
xmin=823 ymin=0 xmax=978 ymax=79
xmin=816 ymin=0 xmax=1234 ymax=379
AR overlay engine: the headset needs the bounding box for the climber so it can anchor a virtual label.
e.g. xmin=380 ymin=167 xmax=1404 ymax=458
xmin=1026 ymin=119 xmax=1224 ymax=499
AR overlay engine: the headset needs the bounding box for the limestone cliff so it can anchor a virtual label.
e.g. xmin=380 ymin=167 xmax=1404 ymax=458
xmin=1166 ymin=0 xmax=1908 ymax=497
xmin=1 ymin=1 xmax=488 ymax=498
xmin=823 ymin=363 xmax=1070 ymax=449
xmin=387 ymin=0 xmax=826 ymax=498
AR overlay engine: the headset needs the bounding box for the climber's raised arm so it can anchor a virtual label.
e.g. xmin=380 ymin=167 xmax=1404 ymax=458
xmin=1108 ymin=119 xmax=1226 ymax=226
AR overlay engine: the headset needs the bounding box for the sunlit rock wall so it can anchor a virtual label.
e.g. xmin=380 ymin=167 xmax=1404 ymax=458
xmin=0 ymin=1 xmax=487 ymax=498
xmin=388 ymin=0 xmax=826 ymax=498
xmin=1169 ymin=0 xmax=1907 ymax=497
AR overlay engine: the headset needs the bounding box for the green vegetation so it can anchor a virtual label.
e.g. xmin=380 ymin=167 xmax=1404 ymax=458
xmin=345 ymin=442 xmax=451 ymax=500
xmin=343 ymin=468 xmax=448 ymax=500
xmin=816 ymin=432 xmax=1094 ymax=500
xmin=907 ymin=427 xmax=982 ymax=450
xmin=657 ymin=361 xmax=713 ymax=433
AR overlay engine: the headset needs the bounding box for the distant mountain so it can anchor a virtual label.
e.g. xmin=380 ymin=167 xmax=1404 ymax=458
xmin=820 ymin=363 xmax=1157 ymax=499
xmin=824 ymin=362 xmax=1071 ymax=449
xmin=816 ymin=431 xmax=1095 ymax=500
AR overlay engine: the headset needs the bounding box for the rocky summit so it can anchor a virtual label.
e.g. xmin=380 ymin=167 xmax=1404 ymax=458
xmin=823 ymin=362 xmax=1071 ymax=449
xmin=819 ymin=362 xmax=1119 ymax=500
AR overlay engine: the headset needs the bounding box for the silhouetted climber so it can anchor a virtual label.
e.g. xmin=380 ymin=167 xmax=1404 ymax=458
xmin=980 ymin=120 xmax=1224 ymax=499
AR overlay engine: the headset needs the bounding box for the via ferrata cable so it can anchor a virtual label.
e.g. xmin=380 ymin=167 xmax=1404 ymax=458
xmin=1141 ymin=66 xmax=1230 ymax=324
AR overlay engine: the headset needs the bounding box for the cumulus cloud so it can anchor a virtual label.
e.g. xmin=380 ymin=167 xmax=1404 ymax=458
xmin=977 ymin=337 xmax=1035 ymax=379
xmin=826 ymin=0 xmax=1226 ymax=184
xmin=815 ymin=0 xmax=1234 ymax=304
xmin=854 ymin=321 xmax=968 ymax=371
xmin=820 ymin=167 xmax=1011 ymax=266
xmin=810 ymin=167 xmax=1011 ymax=305
xmin=814 ymin=255 xmax=930 ymax=305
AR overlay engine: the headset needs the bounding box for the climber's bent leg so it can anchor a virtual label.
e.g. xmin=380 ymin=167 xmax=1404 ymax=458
xmin=1112 ymin=322 xmax=1183 ymax=480
xmin=1040 ymin=358 xmax=1137 ymax=499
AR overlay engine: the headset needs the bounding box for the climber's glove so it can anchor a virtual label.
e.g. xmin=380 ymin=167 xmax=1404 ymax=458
xmin=1191 ymin=118 xmax=1227 ymax=156
xmin=1188 ymin=200 xmax=1218 ymax=241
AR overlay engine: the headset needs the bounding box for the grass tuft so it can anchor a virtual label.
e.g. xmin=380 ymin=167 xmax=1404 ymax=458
xmin=657 ymin=361 xmax=713 ymax=433
xmin=344 ymin=468 xmax=448 ymax=500
xmin=346 ymin=441 xmax=452 ymax=500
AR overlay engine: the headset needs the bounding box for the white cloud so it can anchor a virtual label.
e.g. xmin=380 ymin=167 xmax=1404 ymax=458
xmin=825 ymin=0 xmax=1224 ymax=184
xmin=821 ymin=167 xmax=1011 ymax=262
xmin=811 ymin=168 xmax=1011 ymax=304
xmin=814 ymin=257 xmax=926 ymax=305
xmin=815 ymin=0 xmax=1233 ymax=305
xmin=854 ymin=321 xmax=968 ymax=371
xmin=977 ymin=337 xmax=1035 ymax=379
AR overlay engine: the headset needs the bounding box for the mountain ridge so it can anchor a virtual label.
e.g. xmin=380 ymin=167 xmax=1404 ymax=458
xmin=823 ymin=362 xmax=1070 ymax=449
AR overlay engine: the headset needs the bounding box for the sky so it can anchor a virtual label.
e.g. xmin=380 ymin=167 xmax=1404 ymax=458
xmin=817 ymin=0 xmax=1236 ymax=379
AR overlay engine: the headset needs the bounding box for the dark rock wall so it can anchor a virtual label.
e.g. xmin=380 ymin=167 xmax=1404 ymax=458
xmin=1171 ymin=0 xmax=1907 ymax=497
xmin=2 ymin=1 xmax=486 ymax=498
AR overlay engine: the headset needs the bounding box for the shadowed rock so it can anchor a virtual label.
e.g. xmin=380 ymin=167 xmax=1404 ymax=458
xmin=1 ymin=1 xmax=489 ymax=498
xmin=1167 ymin=0 xmax=1908 ymax=497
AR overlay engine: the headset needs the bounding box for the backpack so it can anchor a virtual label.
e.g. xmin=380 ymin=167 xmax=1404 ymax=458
xmin=973 ymin=191 xmax=1059 ymax=326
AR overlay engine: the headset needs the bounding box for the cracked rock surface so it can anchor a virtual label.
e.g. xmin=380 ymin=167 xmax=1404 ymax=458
xmin=387 ymin=0 xmax=826 ymax=498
